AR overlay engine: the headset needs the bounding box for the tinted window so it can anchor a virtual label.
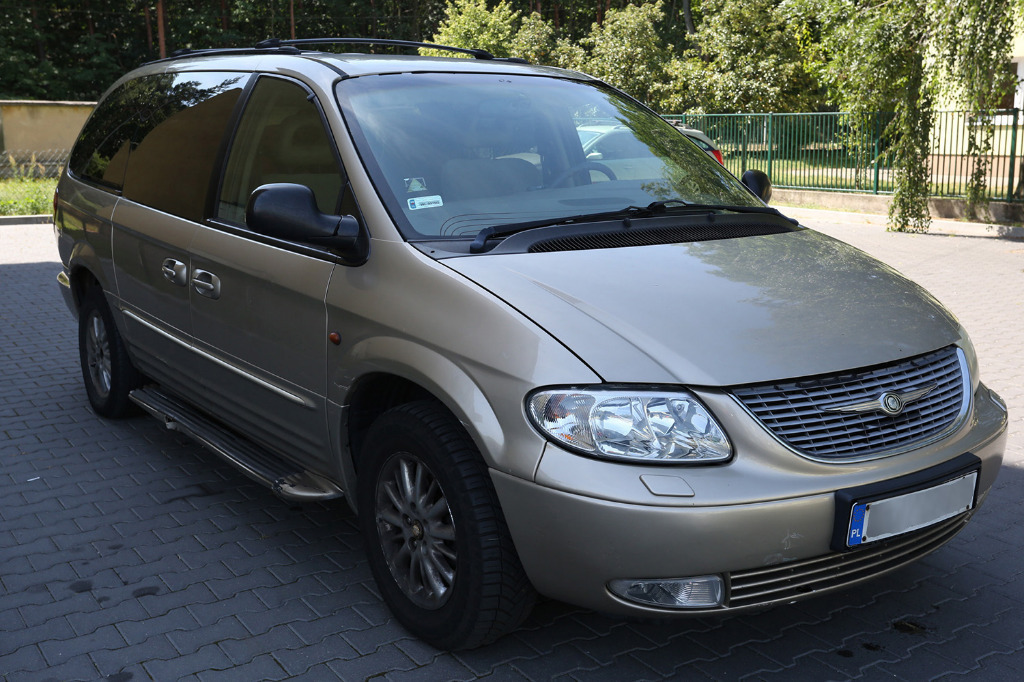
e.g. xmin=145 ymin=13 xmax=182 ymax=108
xmin=69 ymin=72 xmax=246 ymax=207
xmin=68 ymin=83 xmax=137 ymax=190
xmin=218 ymin=77 xmax=344 ymax=224
xmin=120 ymin=72 xmax=246 ymax=221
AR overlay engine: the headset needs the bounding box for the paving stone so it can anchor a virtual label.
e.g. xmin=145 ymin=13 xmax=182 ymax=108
xmin=326 ymin=642 xmax=418 ymax=681
xmin=272 ymin=632 xmax=361 ymax=675
xmin=197 ymin=655 xmax=292 ymax=681
xmin=37 ymin=624 xmax=126 ymax=665
xmin=0 ymin=643 xmax=46 ymax=675
xmin=386 ymin=655 xmax=478 ymax=681
xmin=89 ymin=633 xmax=179 ymax=674
xmin=115 ymin=606 xmax=201 ymax=645
xmin=142 ymin=642 xmax=235 ymax=679
xmin=218 ymin=623 xmax=305 ymax=666
xmin=288 ymin=606 xmax=373 ymax=644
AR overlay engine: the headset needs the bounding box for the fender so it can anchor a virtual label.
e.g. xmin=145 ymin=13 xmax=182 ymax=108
xmin=329 ymin=334 xmax=543 ymax=483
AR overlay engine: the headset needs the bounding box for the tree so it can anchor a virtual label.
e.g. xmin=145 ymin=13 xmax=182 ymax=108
xmin=554 ymin=1 xmax=672 ymax=107
xmin=425 ymin=0 xmax=521 ymax=57
xmin=788 ymin=0 xmax=1021 ymax=231
xmin=657 ymin=0 xmax=821 ymax=114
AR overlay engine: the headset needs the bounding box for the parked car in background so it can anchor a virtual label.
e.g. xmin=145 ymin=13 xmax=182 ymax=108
xmin=54 ymin=38 xmax=1006 ymax=650
xmin=670 ymin=120 xmax=725 ymax=164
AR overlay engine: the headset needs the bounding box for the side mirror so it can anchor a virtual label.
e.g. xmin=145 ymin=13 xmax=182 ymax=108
xmin=741 ymin=170 xmax=772 ymax=203
xmin=246 ymin=183 xmax=365 ymax=260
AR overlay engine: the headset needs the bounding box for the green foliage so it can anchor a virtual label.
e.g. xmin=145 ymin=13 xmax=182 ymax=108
xmin=0 ymin=178 xmax=57 ymax=216
xmin=658 ymin=0 xmax=820 ymax=114
xmin=930 ymin=0 xmax=1018 ymax=218
xmin=424 ymin=1 xmax=554 ymax=62
xmin=424 ymin=0 xmax=520 ymax=57
xmin=555 ymin=1 xmax=672 ymax=107
xmin=786 ymin=0 xmax=1019 ymax=231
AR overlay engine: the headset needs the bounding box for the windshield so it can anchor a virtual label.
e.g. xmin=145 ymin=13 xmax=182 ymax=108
xmin=337 ymin=72 xmax=758 ymax=241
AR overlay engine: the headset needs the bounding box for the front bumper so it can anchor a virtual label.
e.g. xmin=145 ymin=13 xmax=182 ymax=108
xmin=493 ymin=383 xmax=1007 ymax=617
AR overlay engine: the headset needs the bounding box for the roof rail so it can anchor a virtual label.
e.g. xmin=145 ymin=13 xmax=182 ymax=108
xmin=152 ymin=45 xmax=301 ymax=63
xmin=150 ymin=38 xmax=529 ymax=66
xmin=255 ymin=38 xmax=528 ymax=63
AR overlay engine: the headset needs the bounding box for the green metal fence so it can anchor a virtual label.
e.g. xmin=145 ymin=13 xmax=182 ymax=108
xmin=664 ymin=110 xmax=1023 ymax=202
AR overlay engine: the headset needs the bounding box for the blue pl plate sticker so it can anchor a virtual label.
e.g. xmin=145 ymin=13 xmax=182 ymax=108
xmin=408 ymin=195 xmax=443 ymax=210
xmin=848 ymin=505 xmax=868 ymax=546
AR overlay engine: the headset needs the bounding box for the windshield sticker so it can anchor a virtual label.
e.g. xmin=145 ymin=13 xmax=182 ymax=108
xmin=408 ymin=195 xmax=443 ymax=210
xmin=404 ymin=177 xmax=428 ymax=192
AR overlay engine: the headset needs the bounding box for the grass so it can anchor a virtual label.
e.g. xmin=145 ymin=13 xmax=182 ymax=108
xmin=0 ymin=178 xmax=57 ymax=216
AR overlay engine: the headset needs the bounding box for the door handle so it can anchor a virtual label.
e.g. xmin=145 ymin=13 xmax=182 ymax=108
xmin=191 ymin=269 xmax=221 ymax=299
xmin=161 ymin=258 xmax=188 ymax=286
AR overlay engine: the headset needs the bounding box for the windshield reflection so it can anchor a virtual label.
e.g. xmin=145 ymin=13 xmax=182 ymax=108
xmin=338 ymin=73 xmax=758 ymax=240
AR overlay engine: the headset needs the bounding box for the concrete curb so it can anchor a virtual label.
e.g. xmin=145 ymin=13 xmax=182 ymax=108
xmin=0 ymin=214 xmax=51 ymax=226
xmin=776 ymin=204 xmax=1024 ymax=240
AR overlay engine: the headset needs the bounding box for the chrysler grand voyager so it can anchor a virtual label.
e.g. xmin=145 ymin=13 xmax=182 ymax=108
xmin=54 ymin=39 xmax=1008 ymax=649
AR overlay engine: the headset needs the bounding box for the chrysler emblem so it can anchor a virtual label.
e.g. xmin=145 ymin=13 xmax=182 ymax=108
xmin=825 ymin=384 xmax=937 ymax=416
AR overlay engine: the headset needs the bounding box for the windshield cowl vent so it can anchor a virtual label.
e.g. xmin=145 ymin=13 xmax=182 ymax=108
xmin=527 ymin=223 xmax=791 ymax=253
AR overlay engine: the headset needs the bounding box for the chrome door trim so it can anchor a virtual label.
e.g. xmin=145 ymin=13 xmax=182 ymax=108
xmin=121 ymin=308 xmax=311 ymax=408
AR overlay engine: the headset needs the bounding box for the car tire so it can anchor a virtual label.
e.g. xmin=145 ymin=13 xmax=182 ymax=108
xmin=79 ymin=288 xmax=141 ymax=418
xmin=358 ymin=400 xmax=535 ymax=649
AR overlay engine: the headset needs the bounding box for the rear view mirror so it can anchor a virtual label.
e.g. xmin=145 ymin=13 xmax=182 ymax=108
xmin=741 ymin=170 xmax=772 ymax=203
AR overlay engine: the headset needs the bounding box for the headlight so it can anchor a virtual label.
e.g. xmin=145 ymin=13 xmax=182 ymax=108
xmin=527 ymin=388 xmax=732 ymax=463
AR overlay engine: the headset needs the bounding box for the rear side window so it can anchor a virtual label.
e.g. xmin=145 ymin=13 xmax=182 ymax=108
xmin=217 ymin=76 xmax=345 ymax=224
xmin=68 ymin=83 xmax=137 ymax=190
xmin=69 ymin=72 xmax=247 ymax=219
xmin=121 ymin=72 xmax=247 ymax=221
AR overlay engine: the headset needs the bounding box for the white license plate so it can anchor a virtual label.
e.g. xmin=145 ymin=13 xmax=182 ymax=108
xmin=847 ymin=471 xmax=977 ymax=547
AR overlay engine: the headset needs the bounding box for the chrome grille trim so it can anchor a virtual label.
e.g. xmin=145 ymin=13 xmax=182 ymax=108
xmin=731 ymin=346 xmax=970 ymax=462
xmin=727 ymin=513 xmax=969 ymax=608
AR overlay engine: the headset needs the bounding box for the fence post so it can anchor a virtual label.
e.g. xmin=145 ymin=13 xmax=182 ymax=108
xmin=741 ymin=118 xmax=748 ymax=174
xmin=873 ymin=112 xmax=881 ymax=194
xmin=1008 ymin=108 xmax=1019 ymax=202
xmin=766 ymin=113 xmax=774 ymax=179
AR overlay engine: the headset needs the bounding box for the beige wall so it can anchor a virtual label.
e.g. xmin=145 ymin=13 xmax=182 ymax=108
xmin=0 ymin=100 xmax=95 ymax=152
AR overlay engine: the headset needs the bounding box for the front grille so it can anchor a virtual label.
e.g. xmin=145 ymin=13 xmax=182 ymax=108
xmin=727 ymin=513 xmax=969 ymax=608
xmin=732 ymin=346 xmax=968 ymax=460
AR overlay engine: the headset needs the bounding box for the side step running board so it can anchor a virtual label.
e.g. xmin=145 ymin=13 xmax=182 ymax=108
xmin=130 ymin=387 xmax=344 ymax=502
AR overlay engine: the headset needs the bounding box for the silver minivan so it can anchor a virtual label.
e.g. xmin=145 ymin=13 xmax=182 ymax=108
xmin=54 ymin=39 xmax=1008 ymax=650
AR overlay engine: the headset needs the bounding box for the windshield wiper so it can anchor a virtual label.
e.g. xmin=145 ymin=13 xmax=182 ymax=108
xmin=469 ymin=206 xmax=646 ymax=253
xmin=468 ymin=201 xmax=797 ymax=254
xmin=644 ymin=199 xmax=798 ymax=224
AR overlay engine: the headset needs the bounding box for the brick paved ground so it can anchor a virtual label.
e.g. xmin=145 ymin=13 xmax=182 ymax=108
xmin=1 ymin=216 xmax=1022 ymax=681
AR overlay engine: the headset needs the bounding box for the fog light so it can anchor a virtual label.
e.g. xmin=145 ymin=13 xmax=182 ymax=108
xmin=608 ymin=575 xmax=724 ymax=609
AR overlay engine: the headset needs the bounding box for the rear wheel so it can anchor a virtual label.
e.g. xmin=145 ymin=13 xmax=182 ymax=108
xmin=79 ymin=288 xmax=140 ymax=418
xmin=358 ymin=400 xmax=535 ymax=649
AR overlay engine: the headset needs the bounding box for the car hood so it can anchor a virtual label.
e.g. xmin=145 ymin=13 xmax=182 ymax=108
xmin=442 ymin=229 xmax=961 ymax=386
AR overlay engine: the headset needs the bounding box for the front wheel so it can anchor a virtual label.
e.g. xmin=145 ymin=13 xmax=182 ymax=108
xmin=358 ymin=400 xmax=535 ymax=649
xmin=78 ymin=288 xmax=140 ymax=418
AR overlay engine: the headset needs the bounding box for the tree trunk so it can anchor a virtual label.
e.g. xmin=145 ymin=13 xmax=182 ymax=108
xmin=157 ymin=0 xmax=166 ymax=59
xmin=682 ymin=0 xmax=696 ymax=35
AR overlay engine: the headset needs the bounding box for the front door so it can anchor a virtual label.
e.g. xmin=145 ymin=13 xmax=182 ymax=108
xmin=188 ymin=75 xmax=347 ymax=470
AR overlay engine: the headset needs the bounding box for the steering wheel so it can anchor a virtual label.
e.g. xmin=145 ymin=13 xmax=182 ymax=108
xmin=550 ymin=161 xmax=618 ymax=188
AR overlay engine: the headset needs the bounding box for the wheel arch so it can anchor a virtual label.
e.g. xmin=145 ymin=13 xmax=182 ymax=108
xmin=68 ymin=263 xmax=103 ymax=312
xmin=335 ymin=337 xmax=536 ymax=509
